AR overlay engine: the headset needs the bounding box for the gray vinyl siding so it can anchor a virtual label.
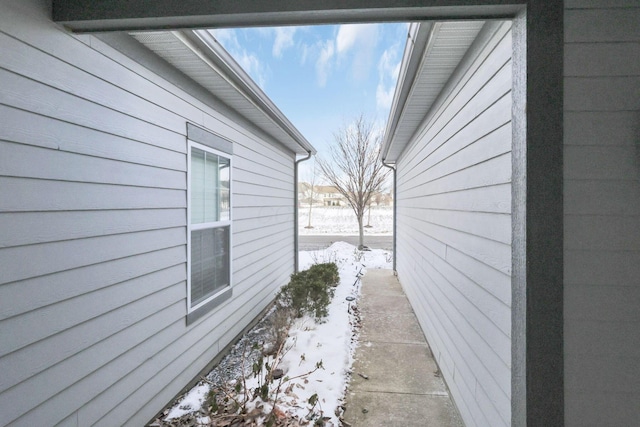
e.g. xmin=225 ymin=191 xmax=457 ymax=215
xmin=394 ymin=22 xmax=512 ymax=427
xmin=563 ymin=2 xmax=640 ymax=426
xmin=0 ymin=1 xmax=295 ymax=426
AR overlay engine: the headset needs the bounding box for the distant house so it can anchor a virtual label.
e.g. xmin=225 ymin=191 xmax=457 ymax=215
xmin=0 ymin=1 xmax=314 ymax=425
xmin=315 ymin=185 xmax=347 ymax=206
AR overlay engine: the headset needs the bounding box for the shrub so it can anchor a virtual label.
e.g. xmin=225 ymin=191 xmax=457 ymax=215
xmin=308 ymin=262 xmax=340 ymax=287
xmin=277 ymin=262 xmax=338 ymax=320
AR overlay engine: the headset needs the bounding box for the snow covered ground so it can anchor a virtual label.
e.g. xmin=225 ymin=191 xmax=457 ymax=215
xmin=299 ymin=206 xmax=392 ymax=235
xmin=159 ymin=242 xmax=392 ymax=426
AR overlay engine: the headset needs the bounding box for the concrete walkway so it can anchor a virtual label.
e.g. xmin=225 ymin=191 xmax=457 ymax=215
xmin=343 ymin=269 xmax=463 ymax=427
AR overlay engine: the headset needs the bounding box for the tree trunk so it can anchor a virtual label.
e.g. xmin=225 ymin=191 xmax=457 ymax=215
xmin=357 ymin=215 xmax=364 ymax=249
xmin=306 ymin=197 xmax=313 ymax=228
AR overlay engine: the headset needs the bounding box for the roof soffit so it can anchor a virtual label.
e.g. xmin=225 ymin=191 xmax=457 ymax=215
xmin=129 ymin=30 xmax=315 ymax=156
xmin=382 ymin=20 xmax=485 ymax=162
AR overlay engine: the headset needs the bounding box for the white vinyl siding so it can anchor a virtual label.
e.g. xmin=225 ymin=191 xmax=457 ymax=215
xmin=563 ymin=2 xmax=640 ymax=426
xmin=394 ymin=22 xmax=512 ymax=427
xmin=0 ymin=0 xmax=295 ymax=425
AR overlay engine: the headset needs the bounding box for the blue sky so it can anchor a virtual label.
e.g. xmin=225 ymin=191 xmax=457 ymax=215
xmin=210 ymin=23 xmax=408 ymax=160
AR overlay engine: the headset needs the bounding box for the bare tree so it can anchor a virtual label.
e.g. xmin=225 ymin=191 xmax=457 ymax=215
xmin=317 ymin=115 xmax=390 ymax=249
xmin=304 ymin=159 xmax=318 ymax=229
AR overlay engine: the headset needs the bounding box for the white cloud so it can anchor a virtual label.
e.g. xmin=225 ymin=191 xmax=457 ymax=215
xmin=316 ymin=39 xmax=336 ymax=87
xmin=237 ymin=51 xmax=268 ymax=89
xmin=210 ymin=29 xmax=269 ymax=89
xmin=336 ymin=24 xmax=359 ymax=54
xmin=376 ymin=44 xmax=402 ymax=110
xmin=336 ymin=24 xmax=379 ymax=82
xmin=272 ymin=27 xmax=297 ymax=58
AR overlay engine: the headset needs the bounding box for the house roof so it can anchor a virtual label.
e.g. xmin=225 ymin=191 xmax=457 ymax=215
xmin=130 ymin=30 xmax=316 ymax=156
xmin=381 ymin=21 xmax=485 ymax=163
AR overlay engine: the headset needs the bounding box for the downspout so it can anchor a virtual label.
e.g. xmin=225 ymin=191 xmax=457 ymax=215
xmin=294 ymin=151 xmax=312 ymax=272
xmin=381 ymin=159 xmax=397 ymax=273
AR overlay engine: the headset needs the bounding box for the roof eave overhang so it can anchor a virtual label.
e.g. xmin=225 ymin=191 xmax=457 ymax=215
xmin=381 ymin=20 xmax=486 ymax=163
xmin=130 ymin=29 xmax=316 ymax=156
xmin=381 ymin=21 xmax=432 ymax=163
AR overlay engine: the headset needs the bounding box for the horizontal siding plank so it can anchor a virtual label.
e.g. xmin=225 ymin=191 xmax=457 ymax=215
xmin=233 ymin=232 xmax=291 ymax=263
xmin=92 ymin=274 xmax=284 ymax=426
xmin=0 ymin=5 xmax=206 ymax=125
xmin=445 ymin=245 xmax=511 ymax=305
xmin=233 ymin=218 xmax=293 ymax=247
xmin=233 ymin=235 xmax=292 ymax=277
xmin=0 ymin=246 xmax=185 ymax=321
xmin=564 ymin=145 xmax=639 ymax=180
xmin=0 ymin=105 xmax=186 ymax=171
xmin=0 ymin=227 xmax=185 ymax=285
xmin=400 ymin=233 xmax=512 ymax=363
xmin=0 ymin=209 xmax=185 ymax=248
xmin=564 ymin=215 xmax=640 ymax=251
xmin=398 ymin=214 xmax=512 ymax=275
xmin=234 ymin=156 xmax=292 ymax=183
xmin=564 ymin=111 xmax=637 ymax=146
xmin=565 ymin=353 xmax=640 ymax=393
xmin=402 ymin=206 xmax=511 ymax=244
xmin=398 ymin=258 xmax=510 ymax=425
xmin=0 ymin=177 xmax=185 ymax=212
xmin=232 ymin=193 xmax=292 ymax=208
xmin=6 ymin=306 xmax=185 ymax=427
xmin=564 ymin=249 xmax=640 ymax=287
xmin=400 ymin=276 xmax=488 ymax=427
xmin=565 ymin=43 xmax=640 ymax=77
xmin=0 ymin=265 xmax=185 ymax=358
xmin=84 ymin=263 xmax=288 ymax=425
xmin=401 ymin=184 xmax=511 ymax=214
xmin=400 ymin=29 xmax=511 ymax=168
xmin=404 ymin=119 xmax=512 ymax=189
xmin=233 ymin=180 xmax=292 ymax=199
xmin=234 ymin=167 xmax=291 ymax=189
xmin=564 ymin=76 xmax=640 ymax=111
xmin=398 ymin=153 xmax=512 ymax=199
xmin=1 ymin=284 xmax=184 ymax=395
xmin=0 ymin=68 xmax=185 ymax=152
xmin=565 ymin=318 xmax=640 ymax=358
xmin=0 ymin=141 xmax=185 ymax=189
xmin=0 ymin=31 xmax=187 ymax=135
xmin=565 ymin=392 xmax=640 ymax=427
xmin=397 ymin=218 xmax=448 ymax=260
xmin=402 ymin=63 xmax=512 ymax=178
xmin=564 ymin=8 xmax=640 ymax=43
xmin=233 ymin=206 xmax=293 ymax=223
xmin=565 ymin=284 xmax=640 ymax=323
xmin=234 ymin=250 xmax=293 ymax=294
xmin=565 ymin=179 xmax=640 ymax=216
xmin=0 ymin=288 xmax=185 ymax=426
xmin=403 ymin=95 xmax=511 ymax=184
xmin=232 ymin=137 xmax=293 ymax=171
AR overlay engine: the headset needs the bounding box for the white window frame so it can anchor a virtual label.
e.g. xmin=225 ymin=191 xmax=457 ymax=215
xmin=187 ymin=140 xmax=232 ymax=317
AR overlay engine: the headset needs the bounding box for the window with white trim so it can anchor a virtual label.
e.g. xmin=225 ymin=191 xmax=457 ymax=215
xmin=187 ymin=140 xmax=231 ymax=320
